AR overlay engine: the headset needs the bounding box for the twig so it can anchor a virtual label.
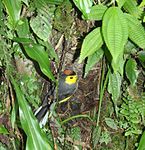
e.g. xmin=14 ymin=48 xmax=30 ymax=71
xmin=55 ymin=34 xmax=64 ymax=50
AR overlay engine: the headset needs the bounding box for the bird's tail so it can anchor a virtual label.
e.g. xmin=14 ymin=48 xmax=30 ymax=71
xmin=34 ymin=87 xmax=55 ymax=127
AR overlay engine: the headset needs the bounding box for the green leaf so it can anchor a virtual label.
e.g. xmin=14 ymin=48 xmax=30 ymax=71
xmin=138 ymin=51 xmax=145 ymax=62
xmin=16 ymin=18 xmax=30 ymax=38
xmin=99 ymin=130 xmax=111 ymax=145
xmin=138 ymin=131 xmax=145 ymax=150
xmin=79 ymin=27 xmax=103 ymax=62
xmin=130 ymin=114 xmax=140 ymax=124
xmin=125 ymin=58 xmax=139 ymax=86
xmin=11 ymin=78 xmax=53 ymax=150
xmin=3 ymin=0 xmax=22 ymax=28
xmin=21 ymin=0 xmax=29 ymax=6
xmin=138 ymin=50 xmax=145 ymax=68
xmin=11 ymin=102 xmax=18 ymax=129
xmin=120 ymin=108 xmax=129 ymax=116
xmin=111 ymin=55 xmax=125 ymax=76
xmin=85 ymin=48 xmax=104 ymax=77
xmin=30 ymin=5 xmax=54 ymax=41
xmin=116 ymin=0 xmax=127 ymax=8
xmin=13 ymin=37 xmax=33 ymax=44
xmin=87 ymin=4 xmax=107 ymax=20
xmin=73 ymin=0 xmax=93 ymax=18
xmin=123 ymin=0 xmax=142 ymax=18
xmin=124 ymin=40 xmax=137 ymax=54
xmin=139 ymin=0 xmax=145 ymax=8
xmin=102 ymin=7 xmax=128 ymax=72
xmin=41 ymin=41 xmax=58 ymax=63
xmin=0 ymin=1 xmax=3 ymax=27
xmin=105 ymin=118 xmax=118 ymax=130
xmin=108 ymin=72 xmax=122 ymax=105
xmin=24 ymin=43 xmax=55 ymax=81
xmin=125 ymin=129 xmax=142 ymax=136
xmin=92 ymin=126 xmax=101 ymax=148
xmin=125 ymin=13 xmax=145 ymax=49
xmin=0 ymin=125 xmax=9 ymax=134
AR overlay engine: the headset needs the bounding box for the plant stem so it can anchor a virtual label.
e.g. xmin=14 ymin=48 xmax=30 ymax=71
xmin=61 ymin=114 xmax=93 ymax=125
xmin=96 ymin=67 xmax=110 ymax=126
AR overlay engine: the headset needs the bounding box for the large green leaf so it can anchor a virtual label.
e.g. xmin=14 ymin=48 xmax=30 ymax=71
xmin=73 ymin=0 xmax=93 ymax=18
xmin=24 ymin=43 xmax=55 ymax=81
xmin=108 ymin=71 xmax=122 ymax=116
xmin=15 ymin=18 xmax=58 ymax=64
xmin=11 ymin=77 xmax=53 ymax=150
xmin=125 ymin=13 xmax=145 ymax=49
xmin=123 ymin=0 xmax=142 ymax=18
xmin=125 ymin=58 xmax=139 ymax=86
xmin=138 ymin=131 xmax=145 ymax=150
xmin=108 ymin=72 xmax=122 ymax=103
xmin=116 ymin=0 xmax=127 ymax=8
xmin=87 ymin=4 xmax=107 ymax=20
xmin=30 ymin=5 xmax=54 ymax=41
xmin=102 ymin=7 xmax=128 ymax=71
xmin=79 ymin=27 xmax=103 ymax=62
xmin=3 ymin=0 xmax=22 ymax=28
xmin=85 ymin=48 xmax=104 ymax=77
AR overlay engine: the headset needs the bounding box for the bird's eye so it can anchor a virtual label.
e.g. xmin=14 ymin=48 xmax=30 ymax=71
xmin=70 ymin=77 xmax=73 ymax=79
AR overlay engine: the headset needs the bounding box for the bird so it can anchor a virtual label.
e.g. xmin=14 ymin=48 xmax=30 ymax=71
xmin=57 ymin=69 xmax=78 ymax=103
xmin=34 ymin=69 xmax=78 ymax=126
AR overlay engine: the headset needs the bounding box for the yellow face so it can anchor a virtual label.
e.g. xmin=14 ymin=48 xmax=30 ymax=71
xmin=65 ymin=75 xmax=78 ymax=85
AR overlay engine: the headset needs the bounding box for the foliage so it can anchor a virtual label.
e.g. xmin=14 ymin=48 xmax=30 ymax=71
xmin=0 ymin=0 xmax=145 ymax=149
xmin=0 ymin=0 xmax=59 ymax=149
xmin=119 ymin=86 xmax=145 ymax=136
xmin=99 ymin=130 xmax=111 ymax=145
xmin=138 ymin=131 xmax=145 ymax=150
xmin=73 ymin=0 xmax=145 ymax=149
xmin=79 ymin=27 xmax=103 ymax=62
xmin=11 ymin=77 xmax=53 ymax=150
